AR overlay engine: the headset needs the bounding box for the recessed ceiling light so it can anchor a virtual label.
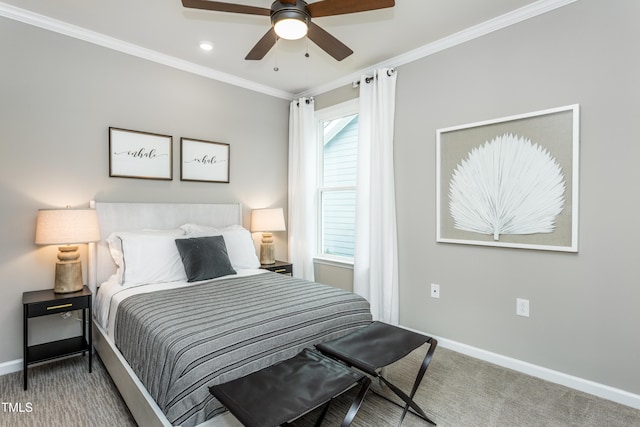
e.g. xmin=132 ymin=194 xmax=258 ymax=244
xmin=199 ymin=41 xmax=213 ymax=51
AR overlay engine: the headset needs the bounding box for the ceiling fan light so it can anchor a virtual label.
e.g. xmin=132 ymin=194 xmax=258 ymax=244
xmin=274 ymin=18 xmax=308 ymax=40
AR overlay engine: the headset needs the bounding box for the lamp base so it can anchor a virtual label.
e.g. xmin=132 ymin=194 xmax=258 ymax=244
xmin=259 ymin=232 xmax=276 ymax=265
xmin=54 ymin=261 xmax=83 ymax=293
xmin=260 ymin=244 xmax=276 ymax=265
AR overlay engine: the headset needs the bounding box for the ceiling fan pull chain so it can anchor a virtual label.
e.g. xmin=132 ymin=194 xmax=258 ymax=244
xmin=273 ymin=38 xmax=280 ymax=71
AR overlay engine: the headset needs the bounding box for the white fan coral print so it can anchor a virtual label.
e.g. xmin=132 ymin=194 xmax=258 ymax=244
xmin=449 ymin=133 xmax=565 ymax=241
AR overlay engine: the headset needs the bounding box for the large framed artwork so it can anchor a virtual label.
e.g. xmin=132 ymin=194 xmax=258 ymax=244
xmin=436 ymin=104 xmax=579 ymax=252
xmin=180 ymin=138 xmax=230 ymax=183
xmin=109 ymin=127 xmax=173 ymax=180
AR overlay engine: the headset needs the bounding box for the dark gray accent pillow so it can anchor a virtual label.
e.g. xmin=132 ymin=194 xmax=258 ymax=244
xmin=175 ymin=235 xmax=237 ymax=282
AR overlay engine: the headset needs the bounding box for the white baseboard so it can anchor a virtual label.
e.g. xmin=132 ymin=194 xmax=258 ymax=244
xmin=0 ymin=354 xmax=87 ymax=377
xmin=0 ymin=358 xmax=22 ymax=376
xmin=402 ymin=325 xmax=640 ymax=410
xmin=3 ymin=328 xmax=640 ymax=411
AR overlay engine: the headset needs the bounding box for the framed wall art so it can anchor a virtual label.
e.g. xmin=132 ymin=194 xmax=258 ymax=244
xmin=109 ymin=127 xmax=173 ymax=180
xmin=180 ymin=138 xmax=230 ymax=183
xmin=436 ymin=104 xmax=579 ymax=252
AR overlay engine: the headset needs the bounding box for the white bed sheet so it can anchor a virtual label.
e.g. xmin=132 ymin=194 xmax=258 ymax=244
xmin=94 ymin=269 xmax=268 ymax=337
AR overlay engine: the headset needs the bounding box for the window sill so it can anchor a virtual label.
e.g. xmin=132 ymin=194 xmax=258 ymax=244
xmin=313 ymin=256 xmax=354 ymax=269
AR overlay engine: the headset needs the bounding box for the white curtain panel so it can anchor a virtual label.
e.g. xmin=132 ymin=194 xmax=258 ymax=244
xmin=354 ymin=69 xmax=399 ymax=324
xmin=288 ymin=98 xmax=317 ymax=280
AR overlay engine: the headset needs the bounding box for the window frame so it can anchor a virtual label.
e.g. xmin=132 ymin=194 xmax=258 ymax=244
xmin=314 ymin=99 xmax=359 ymax=266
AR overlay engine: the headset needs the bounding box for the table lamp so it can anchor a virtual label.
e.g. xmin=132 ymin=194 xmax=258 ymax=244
xmin=250 ymin=208 xmax=286 ymax=265
xmin=35 ymin=208 xmax=100 ymax=293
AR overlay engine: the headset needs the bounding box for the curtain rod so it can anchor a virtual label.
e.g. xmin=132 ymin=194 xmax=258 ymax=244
xmin=294 ymin=97 xmax=314 ymax=106
xmin=352 ymin=68 xmax=396 ymax=88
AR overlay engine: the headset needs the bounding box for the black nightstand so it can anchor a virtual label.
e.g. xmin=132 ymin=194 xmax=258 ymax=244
xmin=260 ymin=260 xmax=293 ymax=276
xmin=23 ymin=286 xmax=92 ymax=390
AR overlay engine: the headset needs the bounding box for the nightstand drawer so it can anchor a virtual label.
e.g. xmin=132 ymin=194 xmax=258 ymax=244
xmin=260 ymin=261 xmax=293 ymax=276
xmin=271 ymin=267 xmax=291 ymax=274
xmin=26 ymin=295 xmax=90 ymax=317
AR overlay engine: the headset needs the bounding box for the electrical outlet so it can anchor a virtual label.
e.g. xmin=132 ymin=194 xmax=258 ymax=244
xmin=516 ymin=298 xmax=530 ymax=317
xmin=431 ymin=283 xmax=440 ymax=299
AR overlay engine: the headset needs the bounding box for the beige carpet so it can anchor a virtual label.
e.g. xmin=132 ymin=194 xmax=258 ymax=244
xmin=1 ymin=345 xmax=639 ymax=426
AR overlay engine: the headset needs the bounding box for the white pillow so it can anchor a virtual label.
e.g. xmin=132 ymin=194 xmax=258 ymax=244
xmin=106 ymin=229 xmax=186 ymax=286
xmin=180 ymin=223 xmax=261 ymax=269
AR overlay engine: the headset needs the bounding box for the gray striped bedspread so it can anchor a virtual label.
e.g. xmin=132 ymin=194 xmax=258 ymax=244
xmin=114 ymin=272 xmax=372 ymax=426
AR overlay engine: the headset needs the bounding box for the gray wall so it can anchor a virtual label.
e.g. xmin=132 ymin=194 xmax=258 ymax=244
xmin=0 ymin=18 xmax=289 ymax=363
xmin=3 ymin=0 xmax=638 ymax=399
xmin=318 ymin=0 xmax=640 ymax=396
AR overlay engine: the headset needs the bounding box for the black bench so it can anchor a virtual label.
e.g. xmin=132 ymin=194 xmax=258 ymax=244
xmin=316 ymin=321 xmax=437 ymax=425
xmin=209 ymin=348 xmax=371 ymax=427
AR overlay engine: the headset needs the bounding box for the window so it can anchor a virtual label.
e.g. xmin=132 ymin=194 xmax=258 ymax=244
xmin=316 ymin=100 xmax=359 ymax=261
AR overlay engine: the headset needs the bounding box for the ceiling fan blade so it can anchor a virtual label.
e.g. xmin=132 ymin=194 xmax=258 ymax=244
xmin=308 ymin=0 xmax=394 ymax=17
xmin=245 ymin=28 xmax=278 ymax=60
xmin=182 ymin=0 xmax=270 ymax=16
xmin=307 ymin=22 xmax=353 ymax=61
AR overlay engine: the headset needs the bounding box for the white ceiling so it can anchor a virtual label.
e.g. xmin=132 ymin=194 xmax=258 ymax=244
xmin=0 ymin=0 xmax=573 ymax=99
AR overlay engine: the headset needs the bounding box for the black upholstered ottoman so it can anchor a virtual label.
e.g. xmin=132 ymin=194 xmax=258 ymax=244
xmin=209 ymin=348 xmax=371 ymax=427
xmin=316 ymin=321 xmax=437 ymax=425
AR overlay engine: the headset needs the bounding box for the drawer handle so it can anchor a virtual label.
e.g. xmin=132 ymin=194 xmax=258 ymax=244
xmin=47 ymin=303 xmax=73 ymax=310
xmin=274 ymin=269 xmax=287 ymax=273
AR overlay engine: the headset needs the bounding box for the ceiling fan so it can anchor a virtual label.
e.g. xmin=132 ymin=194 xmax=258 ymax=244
xmin=182 ymin=0 xmax=395 ymax=61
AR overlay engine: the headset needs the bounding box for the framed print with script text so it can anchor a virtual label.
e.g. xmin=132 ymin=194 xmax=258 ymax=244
xmin=109 ymin=127 xmax=173 ymax=180
xmin=180 ymin=138 xmax=230 ymax=183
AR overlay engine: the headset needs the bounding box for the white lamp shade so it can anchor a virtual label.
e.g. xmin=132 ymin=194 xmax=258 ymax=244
xmin=35 ymin=208 xmax=100 ymax=245
xmin=251 ymin=208 xmax=286 ymax=232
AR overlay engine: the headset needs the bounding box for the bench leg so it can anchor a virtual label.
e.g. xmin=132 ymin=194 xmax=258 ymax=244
xmin=341 ymin=377 xmax=371 ymax=427
xmin=403 ymin=338 xmax=437 ymax=425
xmin=288 ymin=376 xmax=370 ymax=427
xmin=377 ymin=338 xmax=437 ymax=426
xmin=312 ymin=402 xmax=331 ymax=427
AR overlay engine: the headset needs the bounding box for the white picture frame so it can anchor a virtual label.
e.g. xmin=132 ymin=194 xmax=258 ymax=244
xmin=436 ymin=104 xmax=580 ymax=252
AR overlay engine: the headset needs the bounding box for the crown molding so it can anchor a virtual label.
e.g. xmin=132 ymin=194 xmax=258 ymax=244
xmin=295 ymin=0 xmax=579 ymax=98
xmin=0 ymin=2 xmax=294 ymax=100
xmin=1 ymin=0 xmax=578 ymax=101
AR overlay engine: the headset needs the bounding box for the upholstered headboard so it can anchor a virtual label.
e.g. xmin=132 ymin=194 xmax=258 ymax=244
xmin=87 ymin=201 xmax=242 ymax=293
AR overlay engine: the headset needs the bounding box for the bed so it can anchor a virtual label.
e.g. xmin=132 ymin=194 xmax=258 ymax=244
xmin=88 ymin=201 xmax=372 ymax=427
